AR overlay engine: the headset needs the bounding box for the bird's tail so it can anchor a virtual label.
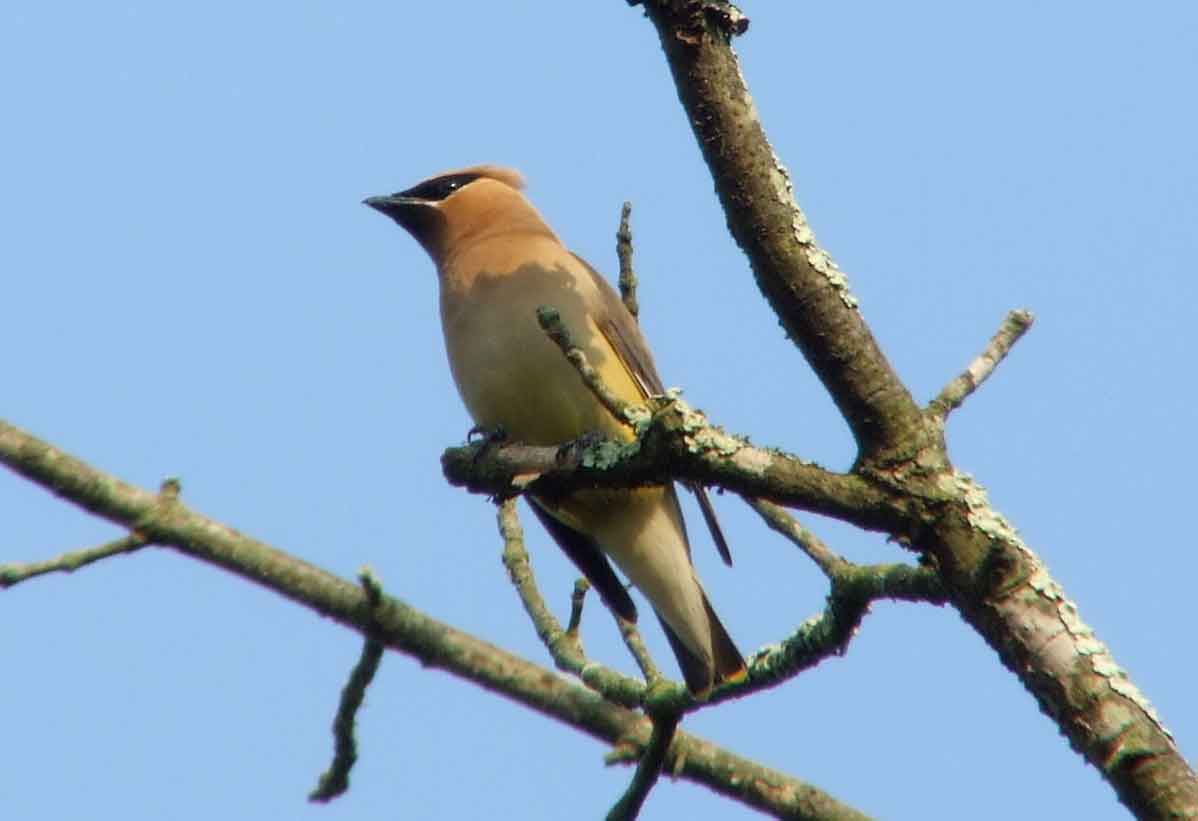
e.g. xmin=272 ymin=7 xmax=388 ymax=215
xmin=657 ymin=593 xmax=747 ymax=700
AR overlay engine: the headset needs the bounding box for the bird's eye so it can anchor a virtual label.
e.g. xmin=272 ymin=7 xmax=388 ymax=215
xmin=400 ymin=173 xmax=481 ymax=202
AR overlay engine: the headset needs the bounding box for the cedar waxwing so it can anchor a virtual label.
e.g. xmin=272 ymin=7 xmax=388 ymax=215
xmin=365 ymin=165 xmax=746 ymax=697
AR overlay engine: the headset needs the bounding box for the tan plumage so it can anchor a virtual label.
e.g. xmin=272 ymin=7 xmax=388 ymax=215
xmin=366 ymin=165 xmax=746 ymax=697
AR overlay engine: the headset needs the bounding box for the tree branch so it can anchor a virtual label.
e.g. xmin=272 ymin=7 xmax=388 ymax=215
xmin=748 ymin=498 xmax=848 ymax=578
xmin=616 ymin=201 xmax=639 ymax=319
xmin=498 ymin=497 xmax=647 ymax=707
xmin=606 ymin=711 xmax=680 ymax=821
xmin=566 ymin=577 xmax=590 ymax=637
xmin=309 ymin=569 xmax=387 ymax=802
xmin=626 ymin=3 xmax=1198 ymax=815
xmin=1 ymin=531 xmax=150 ymax=587
xmin=0 ymin=417 xmax=868 ymax=820
xmin=635 ymin=0 xmax=925 ymax=463
xmin=536 ymin=305 xmax=641 ymax=427
xmin=441 ymin=403 xmax=903 ymax=535
xmin=928 ymin=309 xmax=1035 ymax=420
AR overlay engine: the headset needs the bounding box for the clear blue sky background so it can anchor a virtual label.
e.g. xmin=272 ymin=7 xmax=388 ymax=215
xmin=3 ymin=3 xmax=1195 ymax=819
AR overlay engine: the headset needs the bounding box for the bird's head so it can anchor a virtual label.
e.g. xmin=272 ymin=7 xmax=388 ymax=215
xmin=365 ymin=165 xmax=550 ymax=267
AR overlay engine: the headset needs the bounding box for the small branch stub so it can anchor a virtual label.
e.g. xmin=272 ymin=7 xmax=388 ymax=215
xmin=929 ymin=309 xmax=1034 ymax=420
xmin=616 ymin=201 xmax=639 ymax=320
xmin=567 ymin=578 xmax=590 ymax=638
xmin=309 ymin=568 xmax=387 ymax=803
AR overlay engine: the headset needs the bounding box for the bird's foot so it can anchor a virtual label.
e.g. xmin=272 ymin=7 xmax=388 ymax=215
xmin=467 ymin=424 xmax=508 ymax=465
xmin=554 ymin=430 xmax=608 ymax=464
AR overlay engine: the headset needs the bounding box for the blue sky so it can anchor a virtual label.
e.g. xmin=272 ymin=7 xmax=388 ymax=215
xmin=3 ymin=3 xmax=1195 ymax=819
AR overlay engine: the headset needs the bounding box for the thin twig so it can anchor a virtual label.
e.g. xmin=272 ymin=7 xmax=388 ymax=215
xmin=535 ymin=306 xmax=637 ymax=424
xmin=497 ymin=499 xmax=646 ymax=707
xmin=309 ymin=568 xmax=386 ymax=802
xmin=606 ymin=712 xmax=680 ymax=821
xmin=498 ymin=499 xmax=575 ymax=655
xmin=566 ymin=577 xmax=590 ymax=638
xmin=748 ymin=498 xmax=847 ymax=578
xmin=616 ymin=616 xmax=663 ymax=687
xmin=616 ymin=201 xmax=639 ymax=320
xmin=929 ymin=309 xmax=1035 ymax=420
xmin=1 ymin=532 xmax=151 ymax=588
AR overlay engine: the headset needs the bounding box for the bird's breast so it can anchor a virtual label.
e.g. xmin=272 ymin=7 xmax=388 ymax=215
xmin=439 ymin=263 xmax=636 ymax=446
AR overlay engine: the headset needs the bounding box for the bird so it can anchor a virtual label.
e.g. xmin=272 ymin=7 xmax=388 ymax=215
xmin=365 ymin=165 xmax=746 ymax=698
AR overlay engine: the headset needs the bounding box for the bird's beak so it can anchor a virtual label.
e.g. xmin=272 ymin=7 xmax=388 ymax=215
xmin=363 ymin=194 xmax=421 ymax=218
xmin=363 ymin=193 xmax=444 ymax=254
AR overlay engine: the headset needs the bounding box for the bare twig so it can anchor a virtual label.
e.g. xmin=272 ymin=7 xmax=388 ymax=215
xmin=1 ymin=532 xmax=150 ymax=588
xmin=497 ymin=499 xmax=646 ymax=707
xmin=309 ymin=568 xmax=386 ymax=802
xmin=499 ymin=499 xmax=571 ymax=652
xmin=535 ymin=306 xmax=638 ymax=425
xmin=748 ymin=498 xmax=847 ymax=578
xmin=606 ymin=712 xmax=680 ymax=821
xmin=616 ymin=201 xmax=639 ymax=319
xmin=616 ymin=616 xmax=663 ymax=687
xmin=566 ymin=577 xmax=590 ymax=638
xmin=928 ymin=309 xmax=1035 ymax=420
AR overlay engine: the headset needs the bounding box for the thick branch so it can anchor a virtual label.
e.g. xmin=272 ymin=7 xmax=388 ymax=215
xmin=627 ymin=3 xmax=1198 ymax=816
xmin=636 ymin=0 xmax=926 ymax=463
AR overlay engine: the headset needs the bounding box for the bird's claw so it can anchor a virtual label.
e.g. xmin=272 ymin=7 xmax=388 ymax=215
xmin=468 ymin=425 xmax=508 ymax=465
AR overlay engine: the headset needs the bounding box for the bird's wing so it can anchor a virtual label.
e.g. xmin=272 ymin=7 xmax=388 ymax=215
xmin=572 ymin=253 xmax=734 ymax=567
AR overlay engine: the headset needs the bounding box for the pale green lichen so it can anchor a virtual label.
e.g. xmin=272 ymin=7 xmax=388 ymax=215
xmin=950 ymin=476 xmax=1172 ymax=739
xmin=1046 ymin=570 xmax=1173 ymax=738
xmin=748 ymin=611 xmax=824 ymax=672
xmin=1109 ymin=677 xmax=1168 ymax=733
xmin=730 ymin=447 xmax=772 ymax=476
xmin=673 ymin=399 xmax=708 ymax=434
xmin=808 ymin=249 xmax=859 ymax=310
xmin=763 ymin=150 xmax=859 ymax=311
xmin=581 ymin=439 xmax=640 ymax=471
xmin=620 ymin=402 xmax=653 ymax=435
xmin=688 ymin=427 xmax=744 ymax=458
xmin=1026 ymin=567 xmax=1062 ymax=600
xmin=792 ymin=215 xmax=814 ymax=245
xmin=952 ymin=472 xmax=1028 ymax=552
xmin=666 ymin=398 xmax=748 ymax=458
